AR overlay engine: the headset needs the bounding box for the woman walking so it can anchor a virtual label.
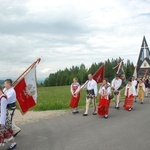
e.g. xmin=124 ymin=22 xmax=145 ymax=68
xmin=123 ymin=78 xmax=136 ymax=111
xmin=98 ymin=79 xmax=111 ymax=119
xmin=137 ymin=79 xmax=145 ymax=104
xmin=69 ymin=77 xmax=80 ymax=114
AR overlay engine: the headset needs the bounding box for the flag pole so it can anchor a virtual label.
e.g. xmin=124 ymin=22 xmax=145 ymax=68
xmin=117 ymin=59 xmax=123 ymax=74
xmin=13 ymin=58 xmax=41 ymax=86
xmin=80 ymin=61 xmax=106 ymax=90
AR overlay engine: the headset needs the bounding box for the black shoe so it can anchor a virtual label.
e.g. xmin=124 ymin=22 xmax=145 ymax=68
xmin=128 ymin=108 xmax=132 ymax=111
xmin=72 ymin=111 xmax=79 ymax=114
xmin=92 ymin=112 xmax=97 ymax=115
xmin=104 ymin=115 xmax=108 ymax=119
xmin=140 ymin=102 xmax=143 ymax=104
xmin=116 ymin=107 xmax=119 ymax=110
xmin=7 ymin=144 xmax=17 ymax=150
xmin=13 ymin=130 xmax=21 ymax=137
xmin=134 ymin=100 xmax=137 ymax=102
xmin=83 ymin=114 xmax=88 ymax=116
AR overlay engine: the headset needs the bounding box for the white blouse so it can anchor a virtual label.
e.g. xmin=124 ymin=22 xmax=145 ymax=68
xmin=99 ymin=85 xmax=111 ymax=100
xmin=3 ymin=87 xmax=16 ymax=104
xmin=0 ymin=95 xmax=8 ymax=125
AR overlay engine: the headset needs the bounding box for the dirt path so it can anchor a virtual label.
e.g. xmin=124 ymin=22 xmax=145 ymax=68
xmin=13 ymin=109 xmax=67 ymax=125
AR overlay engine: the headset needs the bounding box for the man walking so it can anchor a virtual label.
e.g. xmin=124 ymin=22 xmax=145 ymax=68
xmin=111 ymin=74 xmax=122 ymax=109
xmin=4 ymin=79 xmax=21 ymax=137
xmin=83 ymin=74 xmax=98 ymax=116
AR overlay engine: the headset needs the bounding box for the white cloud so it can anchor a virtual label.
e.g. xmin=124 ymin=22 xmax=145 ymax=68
xmin=0 ymin=0 xmax=150 ymax=80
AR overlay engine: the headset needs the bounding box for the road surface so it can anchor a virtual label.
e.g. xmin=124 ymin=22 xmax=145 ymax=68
xmin=3 ymin=97 xmax=150 ymax=150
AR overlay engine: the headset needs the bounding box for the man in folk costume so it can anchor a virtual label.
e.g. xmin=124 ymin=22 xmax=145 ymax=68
xmin=98 ymin=79 xmax=111 ymax=119
xmin=111 ymin=74 xmax=122 ymax=109
xmin=132 ymin=76 xmax=138 ymax=102
xmin=3 ymin=79 xmax=21 ymax=137
xmin=0 ymin=85 xmax=17 ymax=150
xmin=123 ymin=78 xmax=136 ymax=111
xmin=83 ymin=74 xmax=98 ymax=116
xmin=69 ymin=77 xmax=80 ymax=114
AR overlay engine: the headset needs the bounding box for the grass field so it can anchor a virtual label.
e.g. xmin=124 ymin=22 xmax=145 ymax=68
xmin=33 ymin=86 xmax=125 ymax=111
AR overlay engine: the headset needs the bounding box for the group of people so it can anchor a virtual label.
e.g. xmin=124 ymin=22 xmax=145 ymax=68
xmin=0 ymin=75 xmax=148 ymax=150
xmin=69 ymin=74 xmax=150 ymax=119
xmin=0 ymin=79 xmax=21 ymax=150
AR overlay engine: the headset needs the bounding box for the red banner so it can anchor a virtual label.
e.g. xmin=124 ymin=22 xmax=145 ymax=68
xmin=93 ymin=64 xmax=105 ymax=84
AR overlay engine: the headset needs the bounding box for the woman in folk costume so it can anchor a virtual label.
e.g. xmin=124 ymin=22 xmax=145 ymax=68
xmin=123 ymin=78 xmax=136 ymax=111
xmin=137 ymin=78 xmax=145 ymax=104
xmin=69 ymin=77 xmax=80 ymax=114
xmin=0 ymin=86 xmax=17 ymax=150
xmin=98 ymin=79 xmax=111 ymax=119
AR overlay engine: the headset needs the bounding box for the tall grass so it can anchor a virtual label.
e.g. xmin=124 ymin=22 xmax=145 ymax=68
xmin=33 ymin=86 xmax=125 ymax=111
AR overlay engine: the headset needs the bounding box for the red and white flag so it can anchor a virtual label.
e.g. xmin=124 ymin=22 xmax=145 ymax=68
xmin=93 ymin=64 xmax=105 ymax=84
xmin=14 ymin=66 xmax=37 ymax=113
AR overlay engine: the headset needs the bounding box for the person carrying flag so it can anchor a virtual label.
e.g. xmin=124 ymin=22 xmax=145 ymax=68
xmin=83 ymin=74 xmax=98 ymax=116
xmin=111 ymin=74 xmax=122 ymax=109
xmin=3 ymin=79 xmax=21 ymax=137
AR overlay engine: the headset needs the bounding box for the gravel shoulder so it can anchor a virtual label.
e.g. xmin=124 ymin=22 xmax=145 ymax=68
xmin=13 ymin=109 xmax=67 ymax=125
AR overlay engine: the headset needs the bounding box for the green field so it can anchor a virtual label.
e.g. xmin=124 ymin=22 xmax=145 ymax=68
xmin=33 ymin=86 xmax=125 ymax=111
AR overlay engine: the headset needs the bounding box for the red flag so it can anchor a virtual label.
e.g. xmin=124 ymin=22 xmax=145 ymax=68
xmin=14 ymin=66 xmax=38 ymax=113
xmin=93 ymin=64 xmax=105 ymax=84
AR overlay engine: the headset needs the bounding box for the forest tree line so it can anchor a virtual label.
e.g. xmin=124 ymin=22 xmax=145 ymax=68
xmin=44 ymin=58 xmax=135 ymax=87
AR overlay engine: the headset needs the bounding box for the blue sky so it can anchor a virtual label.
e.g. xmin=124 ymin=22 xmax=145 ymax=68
xmin=0 ymin=0 xmax=150 ymax=79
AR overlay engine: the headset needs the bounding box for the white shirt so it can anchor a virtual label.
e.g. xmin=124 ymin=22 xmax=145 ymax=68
xmin=111 ymin=78 xmax=122 ymax=91
xmin=99 ymin=85 xmax=111 ymax=100
xmin=124 ymin=84 xmax=136 ymax=97
xmin=70 ymin=82 xmax=80 ymax=95
xmin=0 ymin=95 xmax=8 ymax=125
xmin=3 ymin=87 xmax=16 ymax=104
xmin=86 ymin=79 xmax=98 ymax=96
xmin=132 ymin=80 xmax=137 ymax=87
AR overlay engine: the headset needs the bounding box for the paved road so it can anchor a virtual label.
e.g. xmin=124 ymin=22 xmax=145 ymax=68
xmin=3 ymin=97 xmax=150 ymax=150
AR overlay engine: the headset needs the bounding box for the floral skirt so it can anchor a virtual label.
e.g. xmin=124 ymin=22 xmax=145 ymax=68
xmin=0 ymin=116 xmax=13 ymax=145
xmin=123 ymin=95 xmax=134 ymax=110
xmin=98 ymin=98 xmax=110 ymax=116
